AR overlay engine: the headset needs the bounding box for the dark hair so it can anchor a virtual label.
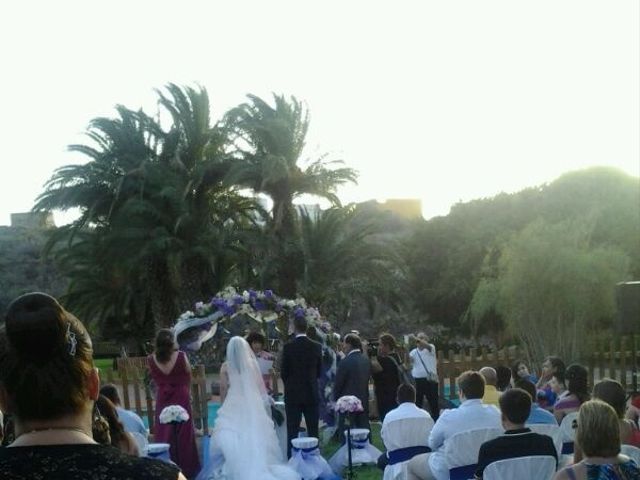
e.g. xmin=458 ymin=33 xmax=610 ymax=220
xmin=458 ymin=371 xmax=485 ymax=399
xmin=306 ymin=326 xmax=321 ymax=343
xmin=511 ymin=360 xmax=527 ymax=381
xmin=514 ymin=379 xmax=537 ymax=402
xmin=552 ymin=371 xmax=566 ymax=385
xmin=593 ymin=378 xmax=625 ymax=418
xmin=499 ymin=388 xmax=532 ymax=424
xmin=99 ymin=383 xmax=121 ymax=406
xmin=96 ymin=395 xmax=126 ymax=448
xmin=293 ymin=316 xmax=308 ymax=333
xmin=496 ymin=365 xmax=512 ymax=391
xmin=246 ymin=331 xmax=266 ymax=346
xmin=546 ymin=356 xmax=565 ymax=376
xmin=344 ymin=333 xmax=362 ymax=351
xmin=379 ymin=333 xmax=397 ymax=351
xmin=566 ymin=364 xmax=590 ymax=403
xmin=154 ymin=329 xmax=175 ymax=363
xmin=0 ymin=292 xmax=94 ymax=421
xmin=397 ymin=383 xmax=416 ymax=404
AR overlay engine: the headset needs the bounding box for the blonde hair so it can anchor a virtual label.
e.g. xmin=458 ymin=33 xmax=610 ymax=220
xmin=576 ymin=400 xmax=621 ymax=458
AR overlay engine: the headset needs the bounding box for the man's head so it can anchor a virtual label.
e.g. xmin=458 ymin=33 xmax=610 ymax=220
xmin=499 ymin=388 xmax=531 ymax=429
xmin=293 ymin=316 xmax=308 ymax=334
xmin=99 ymin=383 xmax=121 ymax=406
xmin=397 ymin=383 xmax=416 ymax=404
xmin=479 ymin=367 xmax=497 ymax=387
xmin=457 ymin=370 xmax=485 ymax=401
xmin=342 ymin=333 xmax=362 ymax=354
xmin=415 ymin=332 xmax=429 ymax=349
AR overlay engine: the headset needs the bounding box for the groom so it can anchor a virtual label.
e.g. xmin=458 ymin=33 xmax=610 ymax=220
xmin=281 ymin=316 xmax=322 ymax=457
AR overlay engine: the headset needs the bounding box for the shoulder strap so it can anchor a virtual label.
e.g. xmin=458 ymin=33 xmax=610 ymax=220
xmin=415 ymin=349 xmax=430 ymax=374
xmin=388 ymin=354 xmax=412 ymax=385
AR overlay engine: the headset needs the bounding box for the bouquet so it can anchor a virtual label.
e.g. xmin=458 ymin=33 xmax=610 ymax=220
xmin=334 ymin=396 xmax=364 ymax=415
xmin=159 ymin=405 xmax=190 ymax=424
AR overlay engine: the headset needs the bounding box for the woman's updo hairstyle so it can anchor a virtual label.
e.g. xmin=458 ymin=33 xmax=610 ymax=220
xmin=154 ymin=328 xmax=176 ymax=363
xmin=0 ymin=292 xmax=94 ymax=420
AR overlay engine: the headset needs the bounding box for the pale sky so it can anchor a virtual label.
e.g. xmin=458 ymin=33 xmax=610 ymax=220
xmin=0 ymin=0 xmax=638 ymax=226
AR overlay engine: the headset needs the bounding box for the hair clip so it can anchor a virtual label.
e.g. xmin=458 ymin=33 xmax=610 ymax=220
xmin=66 ymin=322 xmax=77 ymax=357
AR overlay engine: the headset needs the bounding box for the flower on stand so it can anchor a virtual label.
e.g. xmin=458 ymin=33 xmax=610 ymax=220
xmin=159 ymin=405 xmax=190 ymax=424
xmin=335 ymin=396 xmax=364 ymax=415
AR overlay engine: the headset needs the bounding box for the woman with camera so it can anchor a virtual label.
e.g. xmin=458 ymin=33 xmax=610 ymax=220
xmin=409 ymin=332 xmax=439 ymax=421
xmin=369 ymin=334 xmax=404 ymax=421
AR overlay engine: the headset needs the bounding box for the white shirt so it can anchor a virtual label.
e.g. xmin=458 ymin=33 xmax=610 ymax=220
xmin=381 ymin=402 xmax=434 ymax=451
xmin=428 ymin=399 xmax=502 ymax=480
xmin=410 ymin=346 xmax=437 ymax=379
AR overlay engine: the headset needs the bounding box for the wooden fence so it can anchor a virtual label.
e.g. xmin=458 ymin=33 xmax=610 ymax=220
xmin=101 ymin=357 xmax=209 ymax=435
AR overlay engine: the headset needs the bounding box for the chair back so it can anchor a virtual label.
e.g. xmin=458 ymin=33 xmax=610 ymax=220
xmin=130 ymin=431 xmax=148 ymax=457
xmin=483 ymin=455 xmax=556 ymax=480
xmin=526 ymin=423 xmax=563 ymax=458
xmin=382 ymin=416 xmax=433 ymax=451
xmin=621 ymin=444 xmax=640 ymax=465
xmin=445 ymin=427 xmax=503 ymax=478
xmin=559 ymin=412 xmax=579 ymax=454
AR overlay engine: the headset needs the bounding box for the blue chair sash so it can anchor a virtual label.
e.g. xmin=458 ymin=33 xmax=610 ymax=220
xmin=449 ymin=464 xmax=478 ymax=480
xmin=292 ymin=446 xmax=320 ymax=460
xmin=352 ymin=439 xmax=368 ymax=449
xmin=387 ymin=446 xmax=432 ymax=465
xmin=562 ymin=442 xmax=574 ymax=454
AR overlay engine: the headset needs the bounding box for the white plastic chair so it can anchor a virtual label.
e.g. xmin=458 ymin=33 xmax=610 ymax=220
xmin=526 ymin=423 xmax=563 ymax=459
xmin=559 ymin=411 xmax=579 ymax=467
xmin=621 ymin=444 xmax=640 ymax=465
xmin=382 ymin=416 xmax=434 ymax=480
xmin=483 ymin=455 xmax=557 ymax=480
xmin=130 ymin=431 xmax=149 ymax=457
xmin=444 ymin=428 xmax=503 ymax=480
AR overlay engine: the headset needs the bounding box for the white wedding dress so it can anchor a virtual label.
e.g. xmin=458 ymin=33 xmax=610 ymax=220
xmin=197 ymin=337 xmax=301 ymax=480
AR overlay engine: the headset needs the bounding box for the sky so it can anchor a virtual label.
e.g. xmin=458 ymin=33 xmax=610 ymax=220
xmin=0 ymin=0 xmax=638 ymax=225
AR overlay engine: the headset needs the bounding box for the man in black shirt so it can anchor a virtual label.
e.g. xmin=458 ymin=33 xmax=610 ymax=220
xmin=475 ymin=388 xmax=557 ymax=479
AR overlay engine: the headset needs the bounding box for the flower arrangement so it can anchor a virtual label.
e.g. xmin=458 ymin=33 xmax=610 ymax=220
xmin=335 ymin=395 xmax=364 ymax=415
xmin=159 ymin=405 xmax=190 ymax=424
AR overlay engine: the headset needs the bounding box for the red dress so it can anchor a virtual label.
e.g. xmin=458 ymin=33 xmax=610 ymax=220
xmin=148 ymin=351 xmax=201 ymax=478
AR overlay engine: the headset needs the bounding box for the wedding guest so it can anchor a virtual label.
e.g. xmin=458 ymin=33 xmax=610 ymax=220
xmin=537 ymin=356 xmax=565 ymax=409
xmin=512 ymin=360 xmax=538 ymax=384
xmin=480 ymin=367 xmax=500 ymax=407
xmin=148 ymin=329 xmax=200 ymax=477
xmin=96 ymin=395 xmax=139 ymax=456
xmin=409 ymin=332 xmax=440 ymax=420
xmin=308 ymin=325 xmax=337 ymax=429
xmin=334 ymin=333 xmax=371 ymax=442
xmin=281 ymin=316 xmax=322 ymax=457
xmin=100 ymin=384 xmax=147 ymax=437
xmin=591 ymin=379 xmax=640 ymax=447
xmin=246 ymin=331 xmax=275 ymax=393
xmin=474 ymin=388 xmax=557 ymax=479
xmin=554 ymin=400 xmax=640 ymax=480
xmin=626 ymin=394 xmax=640 ymax=428
xmin=515 ymin=379 xmax=557 ymax=425
xmin=495 ymin=365 xmax=512 ymax=392
xmin=369 ymin=333 xmax=403 ymax=421
xmin=0 ymin=292 xmax=183 ymax=479
xmin=554 ymin=364 xmax=589 ymax=423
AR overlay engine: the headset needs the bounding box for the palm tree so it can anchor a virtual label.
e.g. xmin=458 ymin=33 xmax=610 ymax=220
xmin=224 ymin=94 xmax=358 ymax=296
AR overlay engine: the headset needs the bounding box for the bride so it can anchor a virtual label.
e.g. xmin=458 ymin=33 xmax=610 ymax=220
xmin=197 ymin=336 xmax=301 ymax=480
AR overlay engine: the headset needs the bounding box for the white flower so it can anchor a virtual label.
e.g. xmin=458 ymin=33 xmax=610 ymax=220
xmin=159 ymin=405 xmax=190 ymax=424
xmin=286 ymin=300 xmax=296 ymax=308
xmin=179 ymin=311 xmax=194 ymax=321
xmin=335 ymin=395 xmax=364 ymax=414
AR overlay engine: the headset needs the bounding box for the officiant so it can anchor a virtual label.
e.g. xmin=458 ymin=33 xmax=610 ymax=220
xmin=246 ymin=331 xmax=275 ymax=394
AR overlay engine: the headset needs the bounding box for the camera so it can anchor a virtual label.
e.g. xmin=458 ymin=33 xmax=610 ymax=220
xmin=367 ymin=339 xmax=379 ymax=357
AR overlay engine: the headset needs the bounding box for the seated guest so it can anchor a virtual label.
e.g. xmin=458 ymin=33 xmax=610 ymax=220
xmin=480 ymin=367 xmax=500 ymax=407
xmin=407 ymin=370 xmax=501 ymax=480
xmin=474 ymin=388 xmax=557 ymax=479
xmin=515 ymin=379 xmax=557 ymax=425
xmin=100 ymin=384 xmax=148 ymax=437
xmin=0 ymin=292 xmax=184 ymax=480
xmin=554 ymin=364 xmax=589 ymax=423
xmin=627 ymin=394 xmax=640 ymax=428
xmin=96 ymin=395 xmax=140 ymax=456
xmin=378 ymin=384 xmax=434 ymax=470
xmin=554 ymin=400 xmax=640 ymax=480
xmin=537 ymin=356 xmax=565 ymax=409
xmin=512 ymin=360 xmax=538 ymax=384
xmin=495 ymin=365 xmax=512 ymax=392
xmin=591 ymin=379 xmax=640 ymax=448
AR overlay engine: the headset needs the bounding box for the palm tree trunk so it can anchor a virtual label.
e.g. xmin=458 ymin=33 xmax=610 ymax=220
xmin=273 ymin=199 xmax=299 ymax=298
xmin=147 ymin=260 xmax=179 ymax=328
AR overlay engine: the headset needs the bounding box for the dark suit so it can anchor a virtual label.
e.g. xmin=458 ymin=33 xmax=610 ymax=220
xmin=334 ymin=349 xmax=371 ymax=441
xmin=281 ymin=334 xmax=322 ymax=457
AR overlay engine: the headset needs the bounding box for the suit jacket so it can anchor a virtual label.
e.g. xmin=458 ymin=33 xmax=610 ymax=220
xmin=281 ymin=335 xmax=322 ymax=405
xmin=334 ymin=350 xmax=371 ymax=408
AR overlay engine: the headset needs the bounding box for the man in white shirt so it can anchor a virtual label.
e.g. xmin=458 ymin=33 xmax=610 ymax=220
xmin=407 ymin=370 xmax=502 ymax=480
xmin=100 ymin=383 xmax=148 ymax=437
xmin=378 ymin=384 xmax=434 ymax=471
xmin=409 ymin=332 xmax=440 ymax=420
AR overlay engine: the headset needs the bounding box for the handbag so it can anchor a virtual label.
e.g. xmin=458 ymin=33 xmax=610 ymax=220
xmin=388 ymin=354 xmax=415 ymax=387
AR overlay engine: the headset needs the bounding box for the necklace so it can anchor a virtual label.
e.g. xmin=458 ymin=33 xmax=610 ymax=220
xmin=18 ymin=426 xmax=92 ymax=439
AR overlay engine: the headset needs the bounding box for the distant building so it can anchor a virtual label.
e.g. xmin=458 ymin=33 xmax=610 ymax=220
xmin=10 ymin=212 xmax=56 ymax=229
xmin=372 ymin=199 xmax=423 ymax=220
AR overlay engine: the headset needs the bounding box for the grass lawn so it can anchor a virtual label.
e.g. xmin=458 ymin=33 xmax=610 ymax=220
xmin=320 ymin=422 xmax=384 ymax=480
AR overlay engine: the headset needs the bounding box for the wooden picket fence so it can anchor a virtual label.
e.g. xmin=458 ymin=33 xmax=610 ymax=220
xmin=586 ymin=335 xmax=640 ymax=393
xmin=101 ymin=357 xmax=209 ymax=435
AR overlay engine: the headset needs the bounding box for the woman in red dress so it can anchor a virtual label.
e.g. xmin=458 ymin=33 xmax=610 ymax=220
xmin=148 ymin=329 xmax=201 ymax=478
